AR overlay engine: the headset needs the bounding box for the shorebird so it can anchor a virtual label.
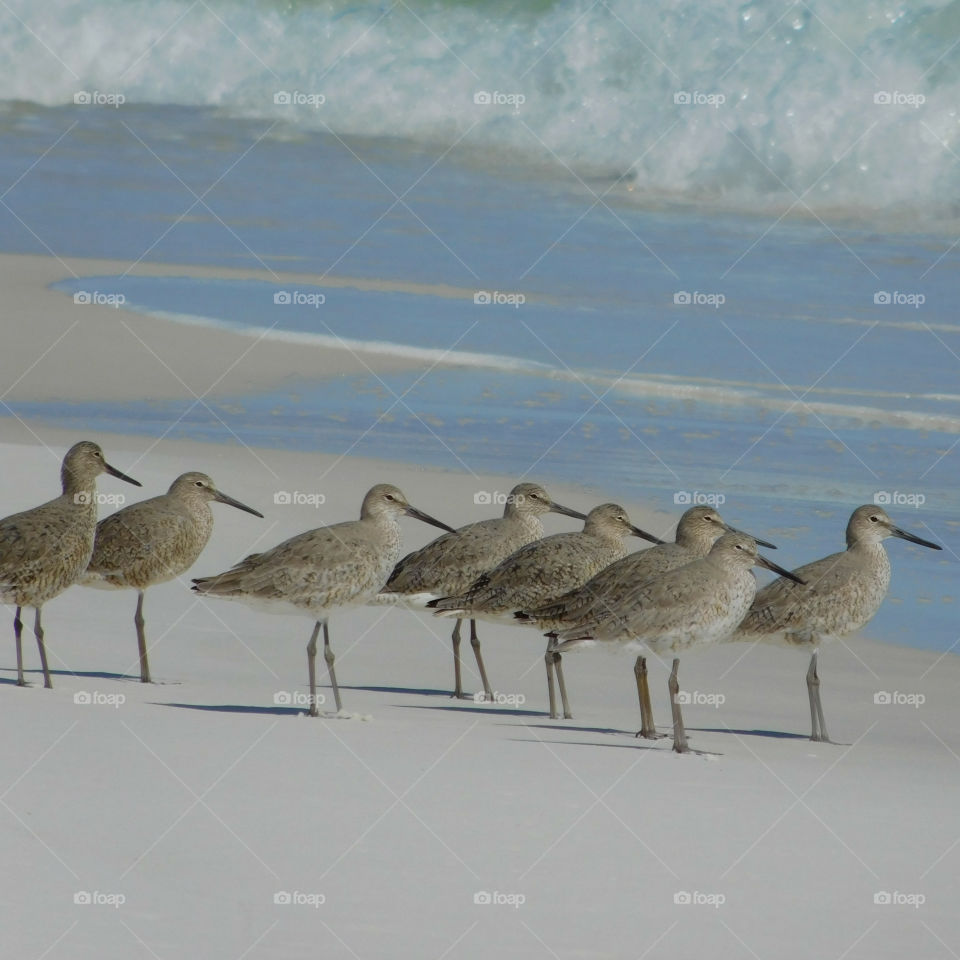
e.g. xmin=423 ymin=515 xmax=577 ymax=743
xmin=555 ymin=533 xmax=803 ymax=753
xmin=518 ymin=505 xmax=777 ymax=729
xmin=378 ymin=483 xmax=586 ymax=700
xmin=733 ymin=504 xmax=941 ymax=742
xmin=428 ymin=503 xmax=664 ymax=716
xmin=192 ymin=484 xmax=454 ymax=715
xmin=82 ymin=473 xmax=263 ymax=683
xmin=0 ymin=441 xmax=141 ymax=688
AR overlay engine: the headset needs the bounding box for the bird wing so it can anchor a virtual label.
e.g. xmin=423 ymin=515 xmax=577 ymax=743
xmin=193 ymin=521 xmax=388 ymax=609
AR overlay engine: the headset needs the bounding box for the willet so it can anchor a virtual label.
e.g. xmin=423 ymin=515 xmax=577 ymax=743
xmin=0 ymin=441 xmax=141 ymax=688
xmin=517 ymin=505 xmax=777 ymax=729
xmin=378 ymin=483 xmax=586 ymax=700
xmin=733 ymin=504 xmax=941 ymax=742
xmin=82 ymin=472 xmax=263 ymax=683
xmin=428 ymin=503 xmax=664 ymax=716
xmin=191 ymin=484 xmax=454 ymax=715
xmin=555 ymin=533 xmax=803 ymax=753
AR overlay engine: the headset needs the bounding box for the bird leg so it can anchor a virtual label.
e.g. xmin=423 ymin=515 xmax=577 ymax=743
xmin=34 ymin=607 xmax=51 ymax=689
xmin=553 ymin=645 xmax=573 ymax=719
xmin=634 ymin=656 xmax=661 ymax=739
xmin=469 ymin=619 xmax=494 ymax=702
xmin=134 ymin=590 xmax=151 ymax=683
xmin=323 ymin=621 xmax=343 ymax=713
xmin=668 ymin=658 xmax=688 ymax=753
xmin=450 ymin=618 xmax=466 ymax=699
xmin=14 ymin=606 xmax=25 ymax=686
xmin=306 ymin=621 xmax=320 ymax=717
xmin=806 ymin=650 xmax=830 ymax=743
xmin=544 ymin=635 xmax=558 ymax=719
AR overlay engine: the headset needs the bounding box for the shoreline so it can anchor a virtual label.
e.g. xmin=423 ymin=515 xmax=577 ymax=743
xmin=0 ymin=252 xmax=481 ymax=403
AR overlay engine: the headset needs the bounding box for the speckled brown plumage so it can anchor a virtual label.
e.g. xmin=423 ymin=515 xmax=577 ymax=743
xmin=0 ymin=441 xmax=141 ymax=688
xmin=84 ymin=472 xmax=262 ymax=682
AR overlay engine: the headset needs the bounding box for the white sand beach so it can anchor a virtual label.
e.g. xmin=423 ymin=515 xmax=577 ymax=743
xmin=0 ymin=422 xmax=956 ymax=959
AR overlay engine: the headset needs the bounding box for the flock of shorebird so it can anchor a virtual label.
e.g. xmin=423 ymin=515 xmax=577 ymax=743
xmin=0 ymin=441 xmax=942 ymax=753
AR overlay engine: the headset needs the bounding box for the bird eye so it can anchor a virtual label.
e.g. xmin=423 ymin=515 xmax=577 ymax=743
xmin=195 ymin=480 xmax=204 ymax=487
xmin=385 ymin=494 xmax=395 ymax=501
xmin=869 ymin=515 xmax=879 ymax=522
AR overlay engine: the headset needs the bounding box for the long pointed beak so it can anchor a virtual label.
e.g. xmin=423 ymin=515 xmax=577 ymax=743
xmin=630 ymin=524 xmax=667 ymax=546
xmin=405 ymin=504 xmax=457 ymax=533
xmin=756 ymin=553 xmax=806 ymax=584
xmin=104 ymin=461 xmax=142 ymax=487
xmin=724 ymin=523 xmax=776 ymax=549
xmin=549 ymin=501 xmax=587 ymax=521
xmin=213 ymin=489 xmax=264 ymax=518
xmin=890 ymin=524 xmax=942 ymax=550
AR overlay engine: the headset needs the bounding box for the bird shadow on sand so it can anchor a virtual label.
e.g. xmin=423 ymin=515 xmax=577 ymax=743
xmin=0 ymin=668 xmax=181 ymax=685
xmin=394 ymin=703 xmax=545 ymax=718
xmin=338 ymin=684 xmax=451 ymax=698
xmin=689 ymin=726 xmax=807 ymax=740
xmin=155 ymin=702 xmax=307 ymax=716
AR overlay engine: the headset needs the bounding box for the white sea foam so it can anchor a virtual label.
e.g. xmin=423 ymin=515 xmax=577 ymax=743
xmin=2 ymin=0 xmax=958 ymax=222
